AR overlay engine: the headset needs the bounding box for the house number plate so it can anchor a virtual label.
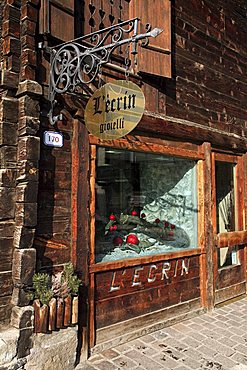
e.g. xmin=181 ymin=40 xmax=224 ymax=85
xmin=43 ymin=131 xmax=63 ymax=147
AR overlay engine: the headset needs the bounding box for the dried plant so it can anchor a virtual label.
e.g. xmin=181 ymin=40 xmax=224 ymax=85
xmin=52 ymin=263 xmax=80 ymax=299
xmin=30 ymin=263 xmax=80 ymax=305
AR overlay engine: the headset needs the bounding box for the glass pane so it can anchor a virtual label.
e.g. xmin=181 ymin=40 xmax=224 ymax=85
xmin=95 ymin=147 xmax=198 ymax=263
xmin=216 ymin=162 xmax=235 ymax=233
xmin=216 ymin=161 xmax=237 ymax=268
xmin=217 ymin=246 xmax=239 ymax=268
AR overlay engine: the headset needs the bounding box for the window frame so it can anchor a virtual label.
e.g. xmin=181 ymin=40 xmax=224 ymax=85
xmin=212 ymin=152 xmax=246 ymax=270
xmin=89 ymin=135 xmax=205 ymax=272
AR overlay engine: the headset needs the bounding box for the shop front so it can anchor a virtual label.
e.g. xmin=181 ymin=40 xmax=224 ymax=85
xmin=87 ymin=136 xmax=204 ymax=351
xmin=34 ymin=0 xmax=247 ymax=353
xmin=36 ymin=0 xmax=247 ymax=357
xmin=2 ymin=1 xmax=247 ymax=367
xmin=67 ymin=73 xmax=247 ymax=354
xmin=79 ymin=129 xmax=246 ymax=353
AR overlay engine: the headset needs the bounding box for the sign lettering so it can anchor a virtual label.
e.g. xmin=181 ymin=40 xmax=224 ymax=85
xmin=109 ymin=258 xmax=190 ymax=293
xmin=85 ymin=80 xmax=145 ymax=139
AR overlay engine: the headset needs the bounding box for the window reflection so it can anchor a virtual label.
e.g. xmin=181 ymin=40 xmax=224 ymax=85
xmin=95 ymin=148 xmax=198 ymax=263
xmin=216 ymin=161 xmax=239 ymax=268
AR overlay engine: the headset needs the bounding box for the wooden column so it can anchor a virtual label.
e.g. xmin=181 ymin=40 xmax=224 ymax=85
xmin=71 ymin=119 xmax=90 ymax=361
xmin=241 ymin=154 xmax=247 ymax=292
xmin=200 ymin=142 xmax=215 ymax=309
xmin=89 ymin=145 xmax=96 ymax=349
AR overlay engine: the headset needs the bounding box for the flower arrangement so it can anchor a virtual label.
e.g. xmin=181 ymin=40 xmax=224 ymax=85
xmin=104 ymin=210 xmax=177 ymax=253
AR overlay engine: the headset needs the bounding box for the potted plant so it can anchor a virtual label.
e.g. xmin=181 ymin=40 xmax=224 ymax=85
xmin=31 ymin=263 xmax=80 ymax=333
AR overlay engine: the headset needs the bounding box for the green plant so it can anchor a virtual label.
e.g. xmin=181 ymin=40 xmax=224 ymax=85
xmin=30 ymin=273 xmax=54 ymax=306
xmin=62 ymin=263 xmax=80 ymax=296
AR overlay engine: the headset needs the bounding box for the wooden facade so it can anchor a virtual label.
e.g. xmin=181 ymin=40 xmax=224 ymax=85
xmin=1 ymin=0 xmax=247 ymax=362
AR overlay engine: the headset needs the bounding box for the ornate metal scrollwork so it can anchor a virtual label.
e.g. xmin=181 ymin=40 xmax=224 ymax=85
xmin=45 ymin=18 xmax=162 ymax=125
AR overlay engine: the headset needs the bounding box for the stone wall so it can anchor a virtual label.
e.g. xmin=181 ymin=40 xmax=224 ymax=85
xmin=0 ymin=0 xmax=21 ymax=325
xmin=25 ymin=327 xmax=78 ymax=370
xmin=0 ymin=0 xmax=42 ymax=366
xmin=0 ymin=1 xmax=80 ymax=367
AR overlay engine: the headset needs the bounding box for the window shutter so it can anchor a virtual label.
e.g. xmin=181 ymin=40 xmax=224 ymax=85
xmin=39 ymin=0 xmax=171 ymax=77
xmin=83 ymin=0 xmax=130 ymax=35
xmin=39 ymin=0 xmax=75 ymax=42
xmin=129 ymin=0 xmax=172 ymax=78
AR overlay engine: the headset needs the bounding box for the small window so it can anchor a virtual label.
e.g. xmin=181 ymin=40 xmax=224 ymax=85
xmin=95 ymin=147 xmax=198 ymax=263
xmin=215 ymin=161 xmax=239 ymax=268
xmin=217 ymin=246 xmax=239 ymax=268
xmin=216 ymin=162 xmax=235 ymax=233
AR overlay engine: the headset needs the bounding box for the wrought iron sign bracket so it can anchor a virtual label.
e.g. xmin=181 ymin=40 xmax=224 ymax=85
xmin=40 ymin=18 xmax=163 ymax=125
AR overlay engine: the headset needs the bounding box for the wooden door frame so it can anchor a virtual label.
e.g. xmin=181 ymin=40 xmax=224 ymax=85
xmin=212 ymin=152 xmax=247 ymax=304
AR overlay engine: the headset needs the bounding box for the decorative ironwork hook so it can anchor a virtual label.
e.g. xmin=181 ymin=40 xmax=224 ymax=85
xmin=42 ymin=18 xmax=163 ymax=125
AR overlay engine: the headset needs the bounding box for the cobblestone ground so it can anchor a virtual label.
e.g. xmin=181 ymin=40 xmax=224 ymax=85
xmin=76 ymin=296 xmax=247 ymax=370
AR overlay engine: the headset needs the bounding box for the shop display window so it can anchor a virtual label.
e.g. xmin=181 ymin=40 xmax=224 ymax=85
xmin=216 ymin=161 xmax=239 ymax=268
xmin=95 ymin=147 xmax=198 ymax=263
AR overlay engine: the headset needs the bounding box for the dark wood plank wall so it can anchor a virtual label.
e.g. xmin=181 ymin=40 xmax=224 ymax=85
xmin=163 ymin=0 xmax=247 ymax=141
xmin=35 ymin=117 xmax=73 ymax=270
xmin=95 ymin=256 xmax=200 ymax=329
xmin=0 ymin=1 xmax=3 ymax=63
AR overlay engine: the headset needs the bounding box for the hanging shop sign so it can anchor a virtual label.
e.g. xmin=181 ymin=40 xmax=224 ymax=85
xmin=85 ymin=80 xmax=145 ymax=139
xmin=43 ymin=131 xmax=63 ymax=147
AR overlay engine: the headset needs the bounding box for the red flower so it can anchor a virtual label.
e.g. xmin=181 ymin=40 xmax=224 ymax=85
xmin=155 ymin=218 xmax=160 ymax=224
xmin=109 ymin=214 xmax=116 ymax=221
xmin=126 ymin=234 xmax=139 ymax=245
xmin=109 ymin=226 xmax=115 ymax=232
xmin=171 ymin=224 xmax=176 ymax=229
xmin=168 ymin=231 xmax=174 ymax=236
xmin=131 ymin=210 xmax=138 ymax=216
xmin=113 ymin=236 xmax=123 ymax=246
xmin=164 ymin=221 xmax=170 ymax=228
xmin=113 ymin=224 xmax=117 ymax=231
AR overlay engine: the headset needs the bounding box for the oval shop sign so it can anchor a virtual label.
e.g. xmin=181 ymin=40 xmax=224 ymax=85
xmin=85 ymin=80 xmax=145 ymax=140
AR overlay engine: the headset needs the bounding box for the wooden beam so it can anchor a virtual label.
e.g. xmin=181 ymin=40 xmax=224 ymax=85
xmin=71 ymin=119 xmax=90 ymax=276
xmin=200 ymin=142 xmax=215 ymax=310
xmin=89 ymin=248 xmax=202 ymax=273
xmin=137 ymin=113 xmax=247 ymax=153
xmin=244 ymin=154 xmax=247 ymax=292
xmin=236 ymin=156 xmax=245 ymax=230
xmin=215 ymin=231 xmax=247 ymax=248
xmin=89 ymin=135 xmax=204 ymax=160
xmin=71 ymin=119 xmax=90 ymax=360
xmin=94 ymin=298 xmax=203 ymax=350
xmin=211 ymin=153 xmax=218 ymax=289
xmin=215 ymin=282 xmax=246 ymax=305
xmin=89 ymin=145 xmax=96 ymax=348
xmin=198 ymin=156 xmax=207 ymax=307
xmin=214 ymin=153 xmax=239 ymax=163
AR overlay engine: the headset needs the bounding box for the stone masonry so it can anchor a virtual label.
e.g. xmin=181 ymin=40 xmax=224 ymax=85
xmin=0 ymin=0 xmax=42 ymax=366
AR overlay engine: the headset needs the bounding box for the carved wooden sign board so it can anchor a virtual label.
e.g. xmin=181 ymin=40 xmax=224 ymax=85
xmin=95 ymin=256 xmax=200 ymax=328
xmin=85 ymin=80 xmax=145 ymax=139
